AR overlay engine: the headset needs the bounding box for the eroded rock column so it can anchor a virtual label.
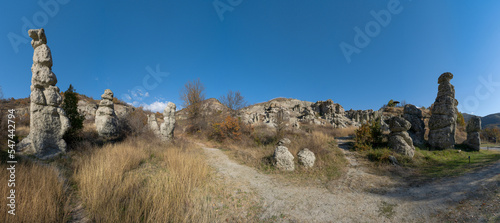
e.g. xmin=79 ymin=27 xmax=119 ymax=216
xmin=388 ymin=117 xmax=415 ymax=158
xmin=403 ymin=104 xmax=425 ymax=146
xmin=95 ymin=89 xmax=119 ymax=139
xmin=160 ymin=102 xmax=176 ymax=141
xmin=19 ymin=28 xmax=70 ymax=158
xmin=428 ymin=72 xmax=458 ymax=150
xmin=464 ymin=116 xmax=481 ymax=151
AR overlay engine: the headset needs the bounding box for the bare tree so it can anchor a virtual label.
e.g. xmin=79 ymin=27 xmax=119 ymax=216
xmin=179 ymin=78 xmax=206 ymax=132
xmin=219 ymin=90 xmax=247 ymax=113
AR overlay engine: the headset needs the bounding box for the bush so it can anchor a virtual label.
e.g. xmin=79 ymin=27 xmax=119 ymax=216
xmin=62 ymin=85 xmax=85 ymax=144
xmin=456 ymin=112 xmax=466 ymax=127
xmin=210 ymin=115 xmax=242 ymax=142
xmin=353 ymin=119 xmax=384 ymax=151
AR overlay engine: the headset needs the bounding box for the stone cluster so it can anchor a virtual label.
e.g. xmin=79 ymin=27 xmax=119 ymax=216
xmin=403 ymin=104 xmax=425 ymax=146
xmin=428 ymin=72 xmax=458 ymax=150
xmin=388 ymin=117 xmax=415 ymax=158
xmin=95 ymin=89 xmax=119 ymax=139
xmin=18 ymin=28 xmax=70 ymax=158
xmin=464 ymin=116 xmax=481 ymax=151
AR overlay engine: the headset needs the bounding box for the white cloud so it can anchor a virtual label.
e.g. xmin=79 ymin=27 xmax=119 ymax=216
xmin=141 ymin=101 xmax=172 ymax=113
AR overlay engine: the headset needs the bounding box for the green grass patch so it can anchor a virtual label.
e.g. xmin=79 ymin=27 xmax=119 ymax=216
xmin=412 ymin=148 xmax=500 ymax=178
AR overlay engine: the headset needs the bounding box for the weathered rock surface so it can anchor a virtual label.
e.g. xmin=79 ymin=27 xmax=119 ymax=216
xmin=18 ymin=28 xmax=70 ymax=158
xmin=464 ymin=116 xmax=481 ymax=151
xmin=277 ymin=138 xmax=291 ymax=146
xmin=95 ymin=89 xmax=119 ymax=139
xmin=388 ymin=117 xmax=415 ymax=158
xmin=297 ymin=148 xmax=315 ymax=168
xmin=403 ymin=104 xmax=425 ymax=146
xmin=147 ymin=114 xmax=161 ymax=137
xmin=160 ymin=102 xmax=176 ymax=141
xmin=273 ymin=146 xmax=295 ymax=171
xmin=428 ymin=72 xmax=458 ymax=150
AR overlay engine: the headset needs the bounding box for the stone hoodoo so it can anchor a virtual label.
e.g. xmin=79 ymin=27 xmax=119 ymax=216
xmin=345 ymin=109 xmax=381 ymax=126
xmin=160 ymin=102 xmax=176 ymax=141
xmin=273 ymin=146 xmax=295 ymax=171
xmin=428 ymin=72 xmax=458 ymax=150
xmin=147 ymin=114 xmax=161 ymax=137
xmin=95 ymin=89 xmax=119 ymax=139
xmin=19 ymin=28 xmax=70 ymax=158
xmin=388 ymin=116 xmax=415 ymax=158
xmin=403 ymin=104 xmax=425 ymax=146
xmin=464 ymin=116 xmax=481 ymax=151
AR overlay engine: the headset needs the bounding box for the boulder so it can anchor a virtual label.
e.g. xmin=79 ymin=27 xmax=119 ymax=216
xmin=388 ymin=117 xmax=415 ymax=158
xmin=273 ymin=146 xmax=295 ymax=171
xmin=147 ymin=114 xmax=161 ymax=137
xmin=160 ymin=102 xmax=176 ymax=141
xmin=428 ymin=72 xmax=458 ymax=150
xmin=18 ymin=28 xmax=69 ymax=159
xmin=464 ymin=116 xmax=481 ymax=151
xmin=403 ymin=104 xmax=425 ymax=146
xmin=297 ymin=148 xmax=315 ymax=168
xmin=95 ymin=89 xmax=120 ymax=139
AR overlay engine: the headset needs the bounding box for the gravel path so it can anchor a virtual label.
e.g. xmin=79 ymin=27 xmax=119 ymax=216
xmin=203 ymin=141 xmax=500 ymax=222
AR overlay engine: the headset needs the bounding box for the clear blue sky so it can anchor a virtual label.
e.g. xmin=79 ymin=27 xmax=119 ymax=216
xmin=1 ymin=0 xmax=500 ymax=116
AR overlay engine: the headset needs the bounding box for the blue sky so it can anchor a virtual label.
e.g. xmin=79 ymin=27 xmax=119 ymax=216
xmin=1 ymin=0 xmax=500 ymax=116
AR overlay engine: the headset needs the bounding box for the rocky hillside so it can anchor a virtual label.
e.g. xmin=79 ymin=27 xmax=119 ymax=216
xmin=463 ymin=112 xmax=500 ymax=129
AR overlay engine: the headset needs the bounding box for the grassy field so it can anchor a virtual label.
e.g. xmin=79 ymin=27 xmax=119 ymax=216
xmin=363 ymin=146 xmax=500 ymax=180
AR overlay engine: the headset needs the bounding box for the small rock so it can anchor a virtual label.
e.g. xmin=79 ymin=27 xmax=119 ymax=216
xmin=273 ymin=146 xmax=294 ymax=171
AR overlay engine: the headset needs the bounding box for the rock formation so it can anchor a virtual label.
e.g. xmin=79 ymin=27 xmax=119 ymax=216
xmin=464 ymin=116 xmax=481 ymax=151
xmin=388 ymin=117 xmax=415 ymax=158
xmin=18 ymin=28 xmax=70 ymax=158
xmin=147 ymin=114 xmax=161 ymax=137
xmin=160 ymin=102 xmax=176 ymax=141
xmin=428 ymin=72 xmax=459 ymax=150
xmin=297 ymin=148 xmax=315 ymax=168
xmin=345 ymin=109 xmax=381 ymax=126
xmin=273 ymin=146 xmax=295 ymax=171
xmin=95 ymin=89 xmax=119 ymax=139
xmin=403 ymin=104 xmax=425 ymax=146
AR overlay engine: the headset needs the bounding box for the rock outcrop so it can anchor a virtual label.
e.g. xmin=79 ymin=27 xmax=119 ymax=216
xmin=273 ymin=146 xmax=295 ymax=171
xmin=147 ymin=114 xmax=161 ymax=137
xmin=403 ymin=104 xmax=425 ymax=146
xmin=95 ymin=89 xmax=119 ymax=139
xmin=345 ymin=109 xmax=381 ymax=126
xmin=464 ymin=116 xmax=481 ymax=151
xmin=428 ymin=72 xmax=458 ymax=150
xmin=388 ymin=117 xmax=415 ymax=158
xmin=18 ymin=28 xmax=70 ymax=158
xmin=277 ymin=138 xmax=291 ymax=146
xmin=160 ymin=102 xmax=176 ymax=141
xmin=297 ymin=148 xmax=315 ymax=168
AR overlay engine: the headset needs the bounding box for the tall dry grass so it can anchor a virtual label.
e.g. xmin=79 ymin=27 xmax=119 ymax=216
xmin=0 ymin=160 xmax=67 ymax=223
xmin=73 ymin=137 xmax=216 ymax=222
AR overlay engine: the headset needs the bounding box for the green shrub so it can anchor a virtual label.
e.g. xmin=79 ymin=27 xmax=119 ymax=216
xmin=62 ymin=84 xmax=85 ymax=144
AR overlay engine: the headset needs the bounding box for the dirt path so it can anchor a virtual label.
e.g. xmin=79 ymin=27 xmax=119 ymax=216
xmin=203 ymin=140 xmax=500 ymax=222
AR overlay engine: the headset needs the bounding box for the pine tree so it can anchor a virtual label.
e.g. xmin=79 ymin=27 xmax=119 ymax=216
xmin=62 ymin=84 xmax=85 ymax=142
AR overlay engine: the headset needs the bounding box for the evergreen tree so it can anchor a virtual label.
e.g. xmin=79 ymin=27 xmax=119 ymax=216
xmin=62 ymin=84 xmax=85 ymax=142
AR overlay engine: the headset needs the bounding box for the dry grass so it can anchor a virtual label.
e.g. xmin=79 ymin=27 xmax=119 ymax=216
xmin=0 ymin=160 xmax=67 ymax=223
xmin=220 ymin=128 xmax=348 ymax=183
xmin=73 ymin=137 xmax=217 ymax=222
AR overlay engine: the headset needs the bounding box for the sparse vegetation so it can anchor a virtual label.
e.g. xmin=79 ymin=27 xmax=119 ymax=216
xmin=210 ymin=115 xmax=242 ymax=142
xmin=353 ymin=119 xmax=384 ymax=151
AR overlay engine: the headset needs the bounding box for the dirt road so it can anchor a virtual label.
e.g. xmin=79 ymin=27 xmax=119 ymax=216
xmin=203 ymin=142 xmax=500 ymax=222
